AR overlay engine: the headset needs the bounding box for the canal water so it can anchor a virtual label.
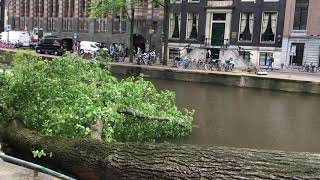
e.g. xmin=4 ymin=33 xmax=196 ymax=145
xmin=147 ymin=78 xmax=320 ymax=153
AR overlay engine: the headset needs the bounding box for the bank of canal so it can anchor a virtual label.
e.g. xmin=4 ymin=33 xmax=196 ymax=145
xmin=111 ymin=63 xmax=320 ymax=94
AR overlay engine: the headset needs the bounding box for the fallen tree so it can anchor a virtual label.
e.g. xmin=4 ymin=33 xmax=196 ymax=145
xmin=1 ymin=124 xmax=320 ymax=180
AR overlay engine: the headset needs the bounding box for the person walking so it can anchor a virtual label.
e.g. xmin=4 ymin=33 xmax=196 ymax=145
xmin=266 ymin=55 xmax=274 ymax=71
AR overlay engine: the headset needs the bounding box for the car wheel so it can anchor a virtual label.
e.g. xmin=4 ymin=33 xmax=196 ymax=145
xmin=80 ymin=49 xmax=85 ymax=55
xmin=36 ymin=48 xmax=42 ymax=54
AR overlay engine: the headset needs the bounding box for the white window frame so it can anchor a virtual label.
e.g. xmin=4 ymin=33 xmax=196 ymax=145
xmin=260 ymin=11 xmax=278 ymax=43
xmin=238 ymin=12 xmax=254 ymax=43
xmin=186 ymin=13 xmax=199 ymax=40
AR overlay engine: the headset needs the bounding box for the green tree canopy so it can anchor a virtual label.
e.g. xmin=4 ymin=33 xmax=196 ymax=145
xmin=0 ymin=52 xmax=193 ymax=143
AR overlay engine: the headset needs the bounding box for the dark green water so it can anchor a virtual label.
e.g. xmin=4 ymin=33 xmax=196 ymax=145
xmin=148 ymin=78 xmax=320 ymax=153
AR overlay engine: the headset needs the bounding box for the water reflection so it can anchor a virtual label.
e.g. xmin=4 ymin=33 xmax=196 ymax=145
xmin=149 ymin=78 xmax=320 ymax=153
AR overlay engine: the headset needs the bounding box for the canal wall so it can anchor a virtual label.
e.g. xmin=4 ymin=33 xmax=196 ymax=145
xmin=111 ymin=63 xmax=320 ymax=94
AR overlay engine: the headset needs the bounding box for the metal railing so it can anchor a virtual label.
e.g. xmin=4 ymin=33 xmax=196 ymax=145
xmin=0 ymin=153 xmax=76 ymax=180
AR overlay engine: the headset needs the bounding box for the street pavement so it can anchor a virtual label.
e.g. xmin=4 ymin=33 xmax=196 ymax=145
xmin=0 ymin=144 xmax=60 ymax=180
xmin=1 ymin=48 xmax=320 ymax=83
xmin=112 ymin=60 xmax=320 ymax=83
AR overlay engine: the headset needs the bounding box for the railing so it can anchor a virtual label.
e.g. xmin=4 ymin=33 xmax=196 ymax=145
xmin=233 ymin=45 xmax=261 ymax=71
xmin=0 ymin=153 xmax=76 ymax=180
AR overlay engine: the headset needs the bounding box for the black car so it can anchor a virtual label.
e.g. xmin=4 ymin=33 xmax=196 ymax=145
xmin=35 ymin=36 xmax=74 ymax=56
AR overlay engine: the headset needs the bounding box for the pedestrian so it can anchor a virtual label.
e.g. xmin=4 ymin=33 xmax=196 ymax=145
xmin=266 ymin=55 xmax=274 ymax=71
xmin=137 ymin=46 xmax=142 ymax=56
xmin=206 ymin=49 xmax=212 ymax=60
xmin=145 ymin=42 xmax=150 ymax=53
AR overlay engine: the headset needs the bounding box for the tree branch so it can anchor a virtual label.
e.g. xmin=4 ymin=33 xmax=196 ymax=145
xmin=117 ymin=109 xmax=170 ymax=122
xmin=152 ymin=0 xmax=164 ymax=7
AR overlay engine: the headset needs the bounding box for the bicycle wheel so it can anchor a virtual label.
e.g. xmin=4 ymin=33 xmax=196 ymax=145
xmin=225 ymin=65 xmax=230 ymax=72
xmin=177 ymin=61 xmax=184 ymax=69
xmin=203 ymin=64 xmax=209 ymax=71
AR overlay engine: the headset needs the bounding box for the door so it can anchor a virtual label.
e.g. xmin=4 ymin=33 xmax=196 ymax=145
xmin=291 ymin=43 xmax=304 ymax=66
xmin=211 ymin=23 xmax=225 ymax=46
xmin=211 ymin=48 xmax=220 ymax=59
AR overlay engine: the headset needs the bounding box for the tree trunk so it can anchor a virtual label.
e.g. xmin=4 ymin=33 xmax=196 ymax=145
xmin=1 ymin=125 xmax=320 ymax=180
xmin=129 ymin=8 xmax=135 ymax=63
xmin=162 ymin=0 xmax=170 ymax=66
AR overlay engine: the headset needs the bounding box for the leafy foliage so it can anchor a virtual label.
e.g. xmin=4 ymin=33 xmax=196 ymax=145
xmin=90 ymin=0 xmax=140 ymax=19
xmin=0 ymin=51 xmax=193 ymax=143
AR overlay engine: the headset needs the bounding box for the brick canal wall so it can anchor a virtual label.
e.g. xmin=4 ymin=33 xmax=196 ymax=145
xmin=1 ymin=49 xmax=320 ymax=94
xmin=110 ymin=63 xmax=320 ymax=94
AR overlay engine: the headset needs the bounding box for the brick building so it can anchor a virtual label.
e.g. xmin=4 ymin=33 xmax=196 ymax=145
xmin=4 ymin=0 xmax=163 ymax=53
xmin=281 ymin=0 xmax=320 ymax=67
xmin=229 ymin=0 xmax=287 ymax=68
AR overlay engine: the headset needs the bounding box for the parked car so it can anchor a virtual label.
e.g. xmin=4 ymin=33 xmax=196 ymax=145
xmin=0 ymin=31 xmax=31 ymax=47
xmin=79 ymin=41 xmax=102 ymax=55
xmin=35 ymin=36 xmax=73 ymax=56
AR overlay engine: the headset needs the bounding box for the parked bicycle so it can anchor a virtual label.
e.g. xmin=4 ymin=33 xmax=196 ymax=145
xmin=174 ymin=56 xmax=192 ymax=69
xmin=172 ymin=44 xmax=193 ymax=69
xmin=298 ymin=62 xmax=318 ymax=73
xmin=224 ymin=58 xmax=235 ymax=72
xmin=204 ymin=59 xmax=223 ymax=71
xmin=194 ymin=59 xmax=206 ymax=70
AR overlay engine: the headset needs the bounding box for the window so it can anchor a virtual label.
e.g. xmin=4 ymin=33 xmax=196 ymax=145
xmin=261 ymin=12 xmax=277 ymax=42
xmin=26 ymin=0 xmax=30 ymax=17
xmin=171 ymin=0 xmax=182 ymax=3
xmin=79 ymin=0 xmax=85 ymax=17
xmin=70 ymin=0 xmax=75 ymax=17
xmin=169 ymin=13 xmax=181 ymax=39
xmin=95 ymin=18 xmax=108 ymax=32
xmin=39 ymin=0 xmax=44 ymax=17
xmin=34 ymin=0 xmax=39 ymax=17
xmin=213 ymin=13 xmax=226 ymax=21
xmin=79 ymin=19 xmax=89 ymax=32
xmin=20 ymin=0 xmax=25 ymax=17
xmin=187 ymin=13 xmax=199 ymax=39
xmin=259 ymin=52 xmax=273 ymax=66
xmin=293 ymin=0 xmax=309 ymax=30
xmin=48 ymin=0 xmax=54 ymax=17
xmin=188 ymin=0 xmax=200 ymax=3
xmin=169 ymin=48 xmax=180 ymax=59
xmin=112 ymin=12 xmax=127 ymax=33
xmin=64 ymin=0 xmax=69 ymax=18
xmin=139 ymin=0 xmax=148 ymax=7
xmin=86 ymin=0 xmax=91 ymax=17
xmin=239 ymin=51 xmax=251 ymax=62
xmin=239 ymin=12 xmax=254 ymax=42
xmin=55 ymin=0 xmax=59 ymax=17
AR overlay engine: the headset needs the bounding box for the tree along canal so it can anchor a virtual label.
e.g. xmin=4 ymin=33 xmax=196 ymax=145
xmin=147 ymin=78 xmax=320 ymax=153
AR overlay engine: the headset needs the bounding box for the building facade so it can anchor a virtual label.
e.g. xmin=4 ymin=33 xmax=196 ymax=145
xmin=282 ymin=0 xmax=320 ymax=67
xmin=4 ymin=0 xmax=163 ymax=53
xmin=168 ymin=0 xmax=207 ymax=59
xmin=229 ymin=0 xmax=286 ymax=68
xmin=0 ymin=0 xmax=4 ymax=32
xmin=168 ymin=0 xmax=233 ymax=60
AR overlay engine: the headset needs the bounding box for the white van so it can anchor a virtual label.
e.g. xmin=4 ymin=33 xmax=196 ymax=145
xmin=79 ymin=41 xmax=102 ymax=55
xmin=0 ymin=31 xmax=31 ymax=47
